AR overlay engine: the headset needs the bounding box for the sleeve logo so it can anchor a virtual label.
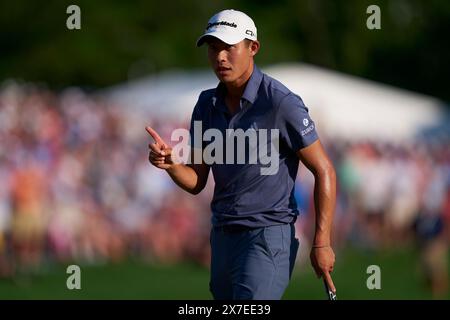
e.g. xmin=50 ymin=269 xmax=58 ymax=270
xmin=303 ymin=118 xmax=309 ymax=127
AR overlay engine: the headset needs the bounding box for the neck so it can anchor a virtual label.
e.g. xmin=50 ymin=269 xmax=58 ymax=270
xmin=224 ymin=62 xmax=254 ymax=99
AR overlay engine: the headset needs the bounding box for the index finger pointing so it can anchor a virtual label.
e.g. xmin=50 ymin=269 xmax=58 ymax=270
xmin=145 ymin=126 xmax=166 ymax=147
xmin=323 ymin=271 xmax=336 ymax=293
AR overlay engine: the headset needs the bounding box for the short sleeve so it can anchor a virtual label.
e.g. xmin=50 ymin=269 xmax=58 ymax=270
xmin=277 ymin=93 xmax=319 ymax=152
xmin=189 ymin=102 xmax=201 ymax=148
xmin=188 ymin=91 xmax=209 ymax=150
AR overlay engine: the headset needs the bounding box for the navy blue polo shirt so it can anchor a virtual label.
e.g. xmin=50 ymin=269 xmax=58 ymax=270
xmin=189 ymin=65 xmax=319 ymax=228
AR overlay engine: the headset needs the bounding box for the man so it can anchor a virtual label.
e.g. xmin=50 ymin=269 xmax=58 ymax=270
xmin=147 ymin=9 xmax=336 ymax=300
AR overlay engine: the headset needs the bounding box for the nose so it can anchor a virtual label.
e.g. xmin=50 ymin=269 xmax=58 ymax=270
xmin=216 ymin=49 xmax=227 ymax=64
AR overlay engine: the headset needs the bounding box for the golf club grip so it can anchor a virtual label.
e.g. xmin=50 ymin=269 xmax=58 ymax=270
xmin=323 ymin=278 xmax=337 ymax=300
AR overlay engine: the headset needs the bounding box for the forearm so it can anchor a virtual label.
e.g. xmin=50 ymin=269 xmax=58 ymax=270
xmin=312 ymin=165 xmax=337 ymax=246
xmin=166 ymin=164 xmax=202 ymax=194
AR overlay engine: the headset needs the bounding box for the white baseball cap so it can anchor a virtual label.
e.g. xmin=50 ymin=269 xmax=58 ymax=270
xmin=196 ymin=9 xmax=257 ymax=47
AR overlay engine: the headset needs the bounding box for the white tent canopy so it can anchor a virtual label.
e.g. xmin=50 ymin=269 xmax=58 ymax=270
xmin=100 ymin=63 xmax=445 ymax=142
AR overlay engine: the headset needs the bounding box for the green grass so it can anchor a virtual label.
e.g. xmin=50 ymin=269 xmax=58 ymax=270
xmin=285 ymin=248 xmax=443 ymax=300
xmin=0 ymin=248 xmax=448 ymax=300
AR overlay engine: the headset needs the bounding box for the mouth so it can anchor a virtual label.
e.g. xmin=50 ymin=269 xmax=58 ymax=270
xmin=217 ymin=66 xmax=232 ymax=75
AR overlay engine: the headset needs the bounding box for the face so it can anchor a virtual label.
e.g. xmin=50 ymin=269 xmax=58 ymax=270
xmin=206 ymin=37 xmax=259 ymax=85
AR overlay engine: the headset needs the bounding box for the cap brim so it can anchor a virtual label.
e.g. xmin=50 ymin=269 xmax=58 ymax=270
xmin=196 ymin=31 xmax=245 ymax=47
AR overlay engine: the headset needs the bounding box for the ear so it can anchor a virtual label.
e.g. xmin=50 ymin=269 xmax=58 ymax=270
xmin=250 ymin=40 xmax=260 ymax=57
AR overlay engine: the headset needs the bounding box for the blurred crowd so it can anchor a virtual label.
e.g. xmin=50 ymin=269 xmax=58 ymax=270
xmin=0 ymin=81 xmax=212 ymax=275
xmin=0 ymin=81 xmax=449 ymax=297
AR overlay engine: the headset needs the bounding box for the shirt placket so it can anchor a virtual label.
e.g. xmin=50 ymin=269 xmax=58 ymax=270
xmin=228 ymin=99 xmax=251 ymax=130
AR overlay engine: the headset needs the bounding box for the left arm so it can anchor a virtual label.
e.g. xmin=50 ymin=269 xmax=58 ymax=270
xmin=297 ymin=139 xmax=337 ymax=292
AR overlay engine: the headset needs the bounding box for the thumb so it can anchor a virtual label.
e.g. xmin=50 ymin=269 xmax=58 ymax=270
xmin=160 ymin=147 xmax=172 ymax=156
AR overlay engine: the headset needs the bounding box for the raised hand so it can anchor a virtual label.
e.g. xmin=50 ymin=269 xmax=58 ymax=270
xmin=146 ymin=126 xmax=173 ymax=170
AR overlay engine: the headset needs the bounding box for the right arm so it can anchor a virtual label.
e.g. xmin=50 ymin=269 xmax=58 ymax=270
xmin=146 ymin=126 xmax=209 ymax=195
xmin=166 ymin=156 xmax=210 ymax=195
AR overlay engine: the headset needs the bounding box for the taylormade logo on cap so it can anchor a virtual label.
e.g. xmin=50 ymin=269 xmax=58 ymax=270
xmin=196 ymin=9 xmax=257 ymax=47
xmin=207 ymin=21 xmax=237 ymax=29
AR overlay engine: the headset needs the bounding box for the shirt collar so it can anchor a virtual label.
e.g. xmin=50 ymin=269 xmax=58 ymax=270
xmin=212 ymin=65 xmax=263 ymax=109
xmin=241 ymin=65 xmax=263 ymax=105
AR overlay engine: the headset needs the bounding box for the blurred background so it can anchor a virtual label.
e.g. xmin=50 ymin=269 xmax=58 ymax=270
xmin=0 ymin=0 xmax=449 ymax=299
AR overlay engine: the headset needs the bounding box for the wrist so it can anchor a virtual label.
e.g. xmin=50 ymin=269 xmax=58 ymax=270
xmin=165 ymin=163 xmax=177 ymax=173
xmin=312 ymin=244 xmax=330 ymax=249
xmin=313 ymin=232 xmax=330 ymax=247
xmin=313 ymin=239 xmax=330 ymax=247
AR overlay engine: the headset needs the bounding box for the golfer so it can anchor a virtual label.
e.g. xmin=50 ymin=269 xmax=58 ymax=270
xmin=147 ymin=9 xmax=336 ymax=300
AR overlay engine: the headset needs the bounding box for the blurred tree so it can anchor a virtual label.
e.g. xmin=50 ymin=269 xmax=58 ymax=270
xmin=0 ymin=0 xmax=448 ymax=102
